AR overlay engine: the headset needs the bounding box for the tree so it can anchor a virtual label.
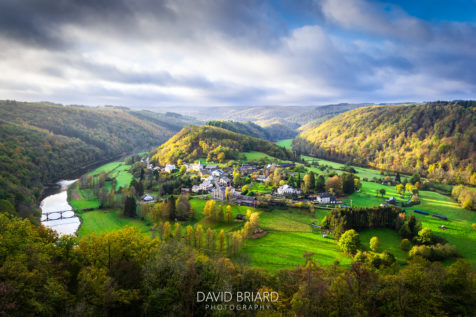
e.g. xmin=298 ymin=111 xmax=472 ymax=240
xmin=163 ymin=221 xmax=171 ymax=240
xmin=303 ymin=171 xmax=315 ymax=194
xmin=123 ymin=196 xmax=137 ymax=217
xmin=325 ymin=175 xmax=341 ymax=194
xmin=185 ymin=225 xmax=194 ymax=246
xmin=175 ymin=196 xmax=191 ymax=220
xmin=195 ymin=224 xmax=204 ymax=249
xmin=370 ymin=236 xmax=380 ymax=252
xmin=219 ymin=229 xmax=225 ymax=252
xmin=174 ymin=222 xmax=182 ymax=240
xmin=400 ymin=238 xmax=411 ymax=251
xmin=410 ymin=172 xmax=420 ymax=184
xmin=341 ymin=173 xmax=356 ymax=194
xmin=396 ymin=184 xmax=404 ymax=197
xmin=316 ymin=175 xmax=325 ymax=193
xmin=379 ymin=188 xmax=386 ymax=198
xmin=416 ymin=228 xmax=434 ymax=245
xmin=249 ymin=212 xmax=260 ymax=232
xmin=206 ymin=228 xmax=216 ymax=251
xmin=225 ymin=205 xmax=233 ymax=223
xmin=218 ymin=206 xmax=225 ymax=223
xmin=338 ymin=229 xmax=360 ymax=254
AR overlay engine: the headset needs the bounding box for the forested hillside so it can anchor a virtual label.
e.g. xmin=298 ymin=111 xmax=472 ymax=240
xmin=293 ymin=101 xmax=476 ymax=184
xmin=0 ymin=100 xmax=195 ymax=221
xmin=206 ymin=120 xmax=270 ymax=140
xmin=151 ymin=125 xmax=294 ymax=164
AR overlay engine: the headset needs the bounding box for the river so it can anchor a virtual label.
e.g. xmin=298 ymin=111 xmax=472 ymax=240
xmin=40 ymin=180 xmax=80 ymax=236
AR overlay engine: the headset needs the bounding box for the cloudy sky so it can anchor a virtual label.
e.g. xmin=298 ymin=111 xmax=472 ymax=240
xmin=0 ymin=0 xmax=475 ymax=108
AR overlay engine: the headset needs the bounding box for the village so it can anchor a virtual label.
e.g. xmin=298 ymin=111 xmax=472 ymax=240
xmin=138 ymin=156 xmax=347 ymax=211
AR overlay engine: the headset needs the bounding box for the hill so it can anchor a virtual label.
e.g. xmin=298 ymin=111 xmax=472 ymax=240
xmin=206 ymin=120 xmax=297 ymax=141
xmin=293 ymin=101 xmax=476 ymax=184
xmin=0 ymin=100 xmax=196 ymax=221
xmin=151 ymin=125 xmax=294 ymax=164
xmin=206 ymin=121 xmax=270 ymax=140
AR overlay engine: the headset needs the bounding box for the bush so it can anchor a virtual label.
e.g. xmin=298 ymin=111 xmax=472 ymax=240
xmin=400 ymin=239 xmax=411 ymax=251
xmin=415 ymin=228 xmax=435 ymax=245
xmin=338 ymin=229 xmax=360 ymax=255
xmin=380 ymin=250 xmax=396 ymax=266
xmin=370 ymin=236 xmax=380 ymax=252
xmin=409 ymin=243 xmax=459 ymax=261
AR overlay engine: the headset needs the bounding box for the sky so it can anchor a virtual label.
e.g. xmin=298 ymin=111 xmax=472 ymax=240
xmin=0 ymin=0 xmax=475 ymax=108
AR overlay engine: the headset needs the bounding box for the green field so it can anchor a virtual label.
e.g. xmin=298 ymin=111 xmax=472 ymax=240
xmin=89 ymin=161 xmax=123 ymax=175
xmin=344 ymin=180 xmax=476 ymax=264
xmin=74 ymin=154 xmax=476 ymax=272
xmin=69 ymin=184 xmax=100 ymax=210
xmin=239 ymin=232 xmax=352 ymax=272
xmin=276 ymin=139 xmax=293 ymax=149
xmin=360 ymin=228 xmax=408 ymax=264
xmin=242 ymin=151 xmax=276 ymax=161
xmin=77 ymin=209 xmax=152 ymax=238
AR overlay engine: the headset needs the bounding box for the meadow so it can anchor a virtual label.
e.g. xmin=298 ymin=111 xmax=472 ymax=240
xmin=73 ymin=152 xmax=476 ymax=272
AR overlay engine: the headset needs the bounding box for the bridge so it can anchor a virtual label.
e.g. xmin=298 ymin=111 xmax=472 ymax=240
xmin=41 ymin=210 xmax=77 ymax=222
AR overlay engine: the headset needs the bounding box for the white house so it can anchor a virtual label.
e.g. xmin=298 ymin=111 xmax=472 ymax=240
xmin=316 ymin=193 xmax=337 ymax=204
xmin=142 ymin=194 xmax=154 ymax=202
xmin=277 ymin=184 xmax=301 ymax=195
xmin=164 ymin=164 xmax=176 ymax=173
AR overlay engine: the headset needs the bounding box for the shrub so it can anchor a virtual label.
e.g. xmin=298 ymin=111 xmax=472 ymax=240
xmin=400 ymin=239 xmax=411 ymax=251
xmin=338 ymin=229 xmax=360 ymax=255
xmin=380 ymin=250 xmax=396 ymax=266
xmin=370 ymin=236 xmax=380 ymax=252
xmin=409 ymin=243 xmax=459 ymax=261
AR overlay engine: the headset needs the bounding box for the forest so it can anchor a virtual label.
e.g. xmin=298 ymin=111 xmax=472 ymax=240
xmin=293 ymin=101 xmax=476 ymax=185
xmin=0 ymin=100 xmax=195 ymax=222
xmin=206 ymin=121 xmax=272 ymax=141
xmin=1 ymin=212 xmax=475 ymax=317
xmin=151 ymin=125 xmax=294 ymax=165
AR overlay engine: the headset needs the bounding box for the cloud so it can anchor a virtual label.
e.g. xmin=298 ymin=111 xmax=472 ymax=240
xmin=0 ymin=0 xmax=474 ymax=107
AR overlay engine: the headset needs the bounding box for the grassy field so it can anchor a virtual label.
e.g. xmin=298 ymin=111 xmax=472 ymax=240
xmin=89 ymin=161 xmax=123 ymax=175
xmin=242 ymin=151 xmax=276 ymax=161
xmin=239 ymin=232 xmax=352 ymax=272
xmin=344 ymin=180 xmax=476 ymax=265
xmin=276 ymin=139 xmax=293 ymax=149
xmin=359 ymin=228 xmax=408 ymax=264
xmin=69 ymin=183 xmax=100 ymax=210
xmin=110 ymin=163 xmax=133 ymax=189
xmin=77 ymin=209 xmax=152 ymax=238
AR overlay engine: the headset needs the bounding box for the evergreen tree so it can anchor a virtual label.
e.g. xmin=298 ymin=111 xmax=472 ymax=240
xmin=123 ymin=196 xmax=137 ymax=218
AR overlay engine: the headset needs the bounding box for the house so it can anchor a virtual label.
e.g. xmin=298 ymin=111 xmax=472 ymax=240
xmin=142 ymin=194 xmax=154 ymax=202
xmin=240 ymin=164 xmax=257 ymax=174
xmin=181 ymin=188 xmax=191 ymax=196
xmin=205 ymin=164 xmax=218 ymax=171
xmin=277 ymin=184 xmax=301 ymax=196
xmin=186 ymin=161 xmax=204 ymax=173
xmin=192 ymin=180 xmax=214 ymax=193
xmin=211 ymin=185 xmax=226 ymax=201
xmin=316 ymin=192 xmax=337 ymax=204
xmin=256 ymin=175 xmax=269 ymax=182
xmin=164 ymin=164 xmax=176 ymax=173
xmin=386 ymin=197 xmax=398 ymax=205
xmin=236 ymin=213 xmax=246 ymax=221
xmin=212 ymin=169 xmax=225 ymax=177
xmin=218 ymin=177 xmax=231 ymax=186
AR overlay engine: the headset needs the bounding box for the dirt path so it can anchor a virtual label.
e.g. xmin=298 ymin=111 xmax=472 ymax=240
xmin=71 ymin=188 xmax=82 ymax=200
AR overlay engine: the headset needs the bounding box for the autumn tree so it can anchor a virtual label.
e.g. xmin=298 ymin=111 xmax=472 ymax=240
xmin=338 ymin=229 xmax=360 ymax=254
xmin=370 ymin=236 xmax=380 ymax=252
